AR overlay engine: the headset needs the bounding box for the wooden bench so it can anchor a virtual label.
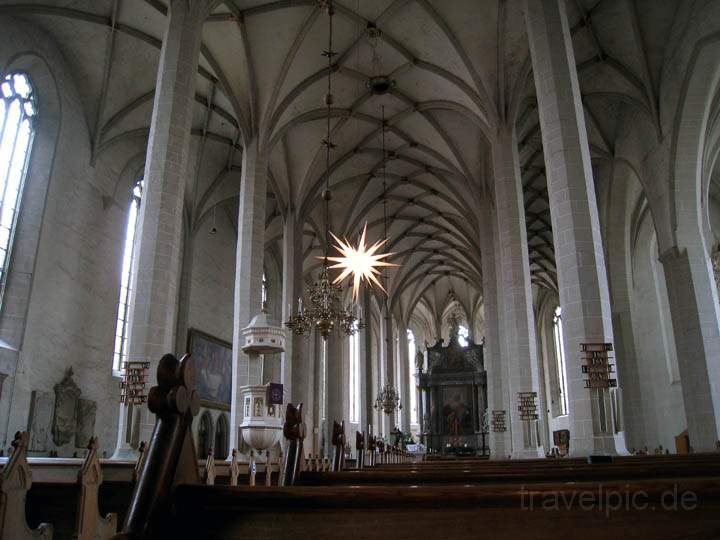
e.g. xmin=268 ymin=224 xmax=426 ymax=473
xmin=167 ymin=477 xmax=720 ymax=540
xmin=1 ymin=433 xmax=130 ymax=540
xmin=296 ymin=454 xmax=720 ymax=486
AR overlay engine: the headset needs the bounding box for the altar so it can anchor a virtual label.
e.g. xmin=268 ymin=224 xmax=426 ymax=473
xmin=417 ymin=320 xmax=488 ymax=456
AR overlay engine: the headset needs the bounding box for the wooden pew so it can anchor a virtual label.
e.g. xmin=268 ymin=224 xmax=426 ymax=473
xmin=3 ymin=432 xmax=129 ymax=540
xmin=331 ymin=421 xmax=345 ymax=472
xmin=0 ymin=432 xmax=52 ymax=540
xmin=295 ymin=453 xmax=720 ymax=486
xmin=168 ymin=477 xmax=720 ymax=540
xmin=76 ymin=438 xmax=117 ymax=540
xmin=111 ymin=353 xmax=202 ymax=540
xmin=355 ymin=431 xmax=364 ymax=469
xmin=280 ymin=403 xmax=304 ymax=486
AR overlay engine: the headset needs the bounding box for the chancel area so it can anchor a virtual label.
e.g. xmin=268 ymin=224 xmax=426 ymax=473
xmin=1 ymin=0 xmax=720 ymax=538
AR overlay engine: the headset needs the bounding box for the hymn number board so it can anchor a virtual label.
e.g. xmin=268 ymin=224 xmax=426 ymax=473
xmin=120 ymin=361 xmax=150 ymax=404
xmin=491 ymin=410 xmax=507 ymax=432
xmin=518 ymin=392 xmax=538 ymax=421
xmin=580 ymin=343 xmax=617 ymax=389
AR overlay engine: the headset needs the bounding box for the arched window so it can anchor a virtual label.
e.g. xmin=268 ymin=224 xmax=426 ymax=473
xmin=407 ymin=329 xmax=418 ymax=425
xmin=348 ymin=320 xmax=360 ymax=422
xmin=197 ymin=412 xmax=213 ymax=458
xmin=113 ymin=178 xmax=142 ymax=373
xmin=552 ymin=306 xmax=569 ymax=415
xmin=214 ymin=414 xmax=228 ymax=459
xmin=320 ymin=338 xmax=327 ymax=421
xmin=261 ymin=270 xmax=268 ymax=307
xmin=0 ymin=73 xmax=36 ymax=305
xmin=457 ymin=325 xmax=469 ymax=347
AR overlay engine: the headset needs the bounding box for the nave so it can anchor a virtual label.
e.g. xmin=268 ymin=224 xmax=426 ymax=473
xmin=2 ymin=0 xmax=720 ymax=537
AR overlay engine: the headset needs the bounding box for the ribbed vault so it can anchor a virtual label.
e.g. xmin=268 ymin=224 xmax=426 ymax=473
xmin=0 ymin=0 xmax=683 ymax=335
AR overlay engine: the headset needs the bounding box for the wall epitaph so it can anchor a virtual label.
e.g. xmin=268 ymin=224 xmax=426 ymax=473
xmin=27 ymin=390 xmax=53 ymax=452
xmin=580 ymin=343 xmax=616 ymax=389
xmin=52 ymin=368 xmax=81 ymax=445
xmin=75 ymin=399 xmax=97 ymax=448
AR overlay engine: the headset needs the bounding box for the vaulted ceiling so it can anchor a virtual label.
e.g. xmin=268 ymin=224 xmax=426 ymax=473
xmin=0 ymin=0 xmax=682 ymax=337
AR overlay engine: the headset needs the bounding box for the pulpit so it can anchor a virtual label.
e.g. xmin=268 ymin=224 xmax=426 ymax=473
xmin=418 ymin=321 xmax=488 ymax=456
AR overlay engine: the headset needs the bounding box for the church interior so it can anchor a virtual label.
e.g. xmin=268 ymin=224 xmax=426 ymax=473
xmin=1 ymin=0 xmax=720 ymax=538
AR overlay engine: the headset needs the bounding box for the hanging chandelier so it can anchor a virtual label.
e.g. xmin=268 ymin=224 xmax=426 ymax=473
xmin=374 ymin=382 xmax=402 ymax=415
xmin=285 ymin=0 xmax=361 ymax=341
xmin=285 ymin=266 xmax=360 ymax=339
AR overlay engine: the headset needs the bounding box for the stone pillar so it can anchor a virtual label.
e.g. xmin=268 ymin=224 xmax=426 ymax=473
xmin=397 ymin=322 xmax=411 ymax=432
xmin=492 ymin=126 xmax=544 ymax=458
xmin=281 ymin=211 xmax=303 ymax=406
xmin=281 ymin=211 xmax=303 ymax=456
xmin=524 ymin=0 xmax=625 ymax=455
xmin=311 ymin=330 xmax=322 ymax=456
xmin=479 ymin=198 xmax=512 ymax=458
xmin=228 ymin=139 xmax=268 ymax=455
xmin=113 ymin=0 xmax=209 ymax=457
xmin=382 ymin=307 xmax=395 ymax=434
xmin=661 ymin=247 xmax=720 ymax=450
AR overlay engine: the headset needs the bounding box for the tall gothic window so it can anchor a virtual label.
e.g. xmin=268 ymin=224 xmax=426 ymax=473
xmin=320 ymin=339 xmax=327 ymax=421
xmin=0 ymin=73 xmax=36 ymax=306
xmin=552 ymin=306 xmax=569 ymax=415
xmin=407 ymin=329 xmax=418 ymax=424
xmin=113 ymin=179 xmax=142 ymax=373
xmin=457 ymin=325 xmax=469 ymax=347
xmin=349 ymin=320 xmax=359 ymax=422
xmin=261 ymin=270 xmax=267 ymax=306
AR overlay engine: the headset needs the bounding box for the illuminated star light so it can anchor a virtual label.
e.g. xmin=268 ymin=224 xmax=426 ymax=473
xmin=325 ymin=223 xmax=399 ymax=300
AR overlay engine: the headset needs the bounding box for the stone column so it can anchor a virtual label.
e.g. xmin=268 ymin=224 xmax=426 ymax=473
xmin=416 ymin=379 xmax=423 ymax=434
xmin=228 ymin=139 xmax=268 ymax=454
xmin=524 ymin=0 xmax=625 ymax=455
xmin=492 ymin=125 xmax=544 ymax=458
xmin=311 ymin=330 xmax=322 ymax=456
xmin=382 ymin=306 xmax=395 ymax=434
xmin=281 ymin=211 xmax=303 ymax=406
xmin=661 ymin=247 xmax=720 ymax=450
xmin=113 ymin=0 xmax=209 ymax=457
xmin=479 ymin=197 xmax=512 ymax=458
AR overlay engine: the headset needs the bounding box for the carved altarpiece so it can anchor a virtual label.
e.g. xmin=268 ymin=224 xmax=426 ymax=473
xmin=418 ymin=320 xmax=487 ymax=455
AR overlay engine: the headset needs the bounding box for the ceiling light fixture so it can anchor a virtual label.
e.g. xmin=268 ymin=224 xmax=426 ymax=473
xmin=285 ymin=0 xmax=361 ymax=341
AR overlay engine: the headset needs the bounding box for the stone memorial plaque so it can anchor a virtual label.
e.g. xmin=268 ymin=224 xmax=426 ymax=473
xmin=52 ymin=367 xmax=81 ymax=446
xmin=75 ymin=399 xmax=97 ymax=447
xmin=27 ymin=390 xmax=53 ymax=452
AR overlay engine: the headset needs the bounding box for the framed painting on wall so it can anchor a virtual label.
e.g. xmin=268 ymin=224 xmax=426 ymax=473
xmin=187 ymin=329 xmax=232 ymax=411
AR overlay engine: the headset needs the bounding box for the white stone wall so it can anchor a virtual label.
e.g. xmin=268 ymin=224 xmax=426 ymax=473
xmin=187 ymin=214 xmax=236 ymax=344
xmin=0 ymin=15 xmax=128 ymax=455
